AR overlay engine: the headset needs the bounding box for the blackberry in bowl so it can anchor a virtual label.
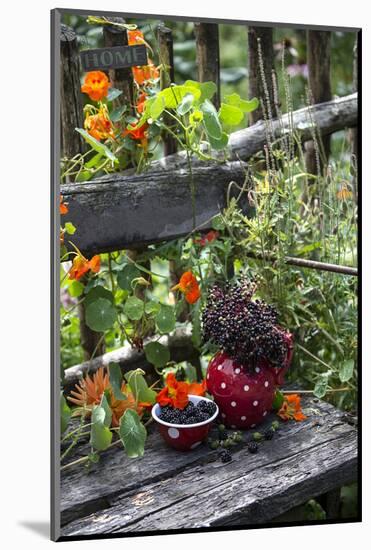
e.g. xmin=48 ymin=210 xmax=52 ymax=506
xmin=151 ymin=395 xmax=219 ymax=451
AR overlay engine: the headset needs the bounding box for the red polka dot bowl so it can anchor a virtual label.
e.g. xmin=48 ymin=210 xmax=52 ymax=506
xmin=206 ymin=332 xmax=294 ymax=429
xmin=151 ymin=395 xmax=219 ymax=451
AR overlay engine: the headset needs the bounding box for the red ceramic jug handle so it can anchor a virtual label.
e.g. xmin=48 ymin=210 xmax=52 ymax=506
xmin=274 ymin=332 xmax=294 ymax=386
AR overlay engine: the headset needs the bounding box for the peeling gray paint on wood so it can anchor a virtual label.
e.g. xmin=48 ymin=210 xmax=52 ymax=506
xmin=60 ymin=93 xmax=357 ymax=257
xmin=60 ymin=396 xmax=357 ymax=536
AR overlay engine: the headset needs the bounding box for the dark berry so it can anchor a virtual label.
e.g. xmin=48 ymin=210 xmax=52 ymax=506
xmin=220 ymin=450 xmax=232 ymax=463
xmin=264 ymin=428 xmax=275 ymax=440
xmin=248 ymin=441 xmax=259 ymax=454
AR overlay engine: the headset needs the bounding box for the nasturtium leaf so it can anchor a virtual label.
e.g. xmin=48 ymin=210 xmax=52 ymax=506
xmin=211 ymin=214 xmax=225 ymax=231
xmin=339 ymin=359 xmax=354 ymax=383
xmin=125 ymin=368 xmax=157 ymax=404
xmin=64 ymin=222 xmax=76 ymax=235
xmin=150 ymin=95 xmax=166 ymax=120
xmin=100 ymin=393 xmax=113 ymax=427
xmin=110 ymin=105 xmax=127 ymax=122
xmin=155 ymin=304 xmax=176 ymax=333
xmin=207 ymin=131 xmax=229 ymax=150
xmin=68 ymin=280 xmax=84 ymax=298
xmin=60 ymin=392 xmax=71 ymax=433
xmin=272 ymin=389 xmax=284 ymax=411
xmin=85 ymin=298 xmax=117 ymax=332
xmin=176 ymin=93 xmax=195 ymax=115
xmin=144 ymin=301 xmax=161 ymax=315
xmin=90 ymin=404 xmax=113 ymax=451
xmin=107 ymin=87 xmax=123 ymax=101
xmin=184 ymin=80 xmax=217 ymax=103
xmin=124 ymin=296 xmax=144 ymax=321
xmin=108 ymin=362 xmax=127 ymax=400
xmin=85 ymin=286 xmax=114 ymax=307
xmin=224 ymin=93 xmax=259 ymax=113
xmin=144 ymin=341 xmax=170 ymax=368
xmin=313 ymin=376 xmax=328 ymax=399
xmin=75 ymin=129 xmax=118 ymax=163
xmin=117 ymin=264 xmax=141 ymax=291
xmin=119 ymin=409 xmax=147 ymax=458
xmin=160 ymin=85 xmax=201 ymax=110
xmin=219 ymin=103 xmax=244 ymax=126
xmin=201 ymin=99 xmax=223 ymax=140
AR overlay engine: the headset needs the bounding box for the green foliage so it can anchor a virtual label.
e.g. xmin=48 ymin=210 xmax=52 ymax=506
xmin=124 ymin=296 xmax=144 ymax=321
xmin=117 ymin=264 xmax=141 ymax=291
xmin=125 ymin=368 xmax=157 ymax=404
xmin=155 ymin=304 xmax=176 ymax=333
xmin=108 ymin=363 xmax=127 ymax=400
xmin=90 ymin=401 xmax=113 ymax=451
xmin=119 ymin=409 xmax=147 ymax=458
xmin=144 ymin=341 xmax=170 ymax=368
xmin=85 ymin=298 xmax=117 ymax=332
xmin=75 ymin=128 xmax=118 ymax=163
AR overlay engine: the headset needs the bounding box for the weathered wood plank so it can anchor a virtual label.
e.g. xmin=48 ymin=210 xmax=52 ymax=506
xmin=61 ymin=93 xmax=357 ymax=256
xmin=60 ymin=396 xmax=357 ymax=534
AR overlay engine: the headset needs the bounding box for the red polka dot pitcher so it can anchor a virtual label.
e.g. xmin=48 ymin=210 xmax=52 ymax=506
xmin=206 ymin=332 xmax=294 ymax=429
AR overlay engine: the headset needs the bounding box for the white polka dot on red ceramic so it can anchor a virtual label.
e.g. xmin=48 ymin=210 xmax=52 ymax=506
xmin=264 ymin=381 xmax=269 ymax=387
xmin=207 ymin=373 xmax=210 ymax=379
xmin=243 ymin=385 xmax=250 ymax=392
xmin=253 ymin=400 xmax=258 ymax=406
xmin=241 ymin=415 xmax=246 ymax=421
xmin=221 ymin=413 xmax=226 ymax=418
xmin=221 ymin=382 xmax=226 ymax=389
xmin=217 ymin=365 xmax=222 ymax=371
xmin=255 ymin=367 xmax=260 ymax=373
xmin=231 ymin=425 xmax=236 ymax=429
xmin=190 ymin=441 xmax=201 ymax=449
xmin=168 ymin=427 xmax=179 ymax=439
xmin=235 ymin=368 xmax=241 ymax=374
xmin=251 ymin=424 xmax=256 ymax=428
xmin=263 ymin=411 xmax=268 ymax=416
xmin=231 ymin=401 xmax=237 ymax=407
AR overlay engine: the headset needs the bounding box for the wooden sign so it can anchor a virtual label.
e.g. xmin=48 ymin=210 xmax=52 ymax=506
xmin=80 ymin=45 xmax=147 ymax=71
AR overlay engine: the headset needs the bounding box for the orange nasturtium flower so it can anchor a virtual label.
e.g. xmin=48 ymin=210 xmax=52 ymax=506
xmin=81 ymin=71 xmax=111 ymax=102
xmin=60 ymin=195 xmax=68 ymax=215
xmin=337 ymin=184 xmax=353 ymax=201
xmin=84 ymin=104 xmax=114 ymax=141
xmin=68 ymin=253 xmax=101 ymax=281
xmin=277 ymin=394 xmax=307 ymax=422
xmin=68 ymin=367 xmax=148 ymax=427
xmin=136 ymin=91 xmax=147 ymax=114
xmin=171 ymin=271 xmax=201 ymax=304
xmin=156 ymin=372 xmax=206 ymax=410
xmin=123 ymin=122 xmax=149 ymax=149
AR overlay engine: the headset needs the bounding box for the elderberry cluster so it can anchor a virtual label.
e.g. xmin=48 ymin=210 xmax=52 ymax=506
xmin=159 ymin=400 xmax=217 ymax=425
xmin=202 ymin=277 xmax=288 ymax=369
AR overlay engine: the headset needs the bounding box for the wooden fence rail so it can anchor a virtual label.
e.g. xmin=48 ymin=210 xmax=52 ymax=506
xmin=61 ymin=93 xmax=357 ymax=257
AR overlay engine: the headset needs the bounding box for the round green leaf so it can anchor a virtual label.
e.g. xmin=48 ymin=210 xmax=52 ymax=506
xmin=201 ymin=99 xmax=223 ymax=140
xmin=176 ymin=93 xmax=194 ymax=115
xmin=155 ymin=304 xmax=176 ymax=333
xmin=85 ymin=298 xmax=117 ymax=332
xmin=85 ymin=286 xmax=114 ymax=306
xmin=144 ymin=341 xmax=170 ymax=368
xmin=117 ymin=264 xmax=141 ymax=291
xmin=339 ymin=360 xmax=354 ymax=383
xmin=124 ymin=296 xmax=144 ymax=321
xmin=119 ymin=409 xmax=147 ymax=458
xmin=219 ymin=103 xmax=244 ymax=126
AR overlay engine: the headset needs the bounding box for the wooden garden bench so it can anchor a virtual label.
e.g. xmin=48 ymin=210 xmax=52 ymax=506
xmin=59 ymin=394 xmax=357 ymax=538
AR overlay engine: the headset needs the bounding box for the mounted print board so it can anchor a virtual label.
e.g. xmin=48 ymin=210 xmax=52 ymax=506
xmin=51 ymin=7 xmax=361 ymax=542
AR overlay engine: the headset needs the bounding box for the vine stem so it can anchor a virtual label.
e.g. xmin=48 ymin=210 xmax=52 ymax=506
xmin=282 ymin=388 xmax=350 ymax=395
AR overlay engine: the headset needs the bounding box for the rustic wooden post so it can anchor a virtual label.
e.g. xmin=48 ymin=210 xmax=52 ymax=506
xmin=305 ymin=30 xmax=332 ymax=175
xmin=350 ymin=33 xmax=358 ymax=201
xmin=157 ymin=24 xmax=177 ymax=156
xmin=247 ymin=26 xmax=277 ymax=124
xmin=60 ymin=24 xmax=84 ymax=158
xmin=194 ymin=23 xmax=221 ymax=109
xmin=60 ymin=24 xmax=105 ymax=361
xmin=103 ymin=17 xmax=134 ymax=111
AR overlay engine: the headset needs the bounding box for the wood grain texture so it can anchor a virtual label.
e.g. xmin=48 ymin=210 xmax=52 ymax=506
xmin=248 ymin=26 xmax=276 ymax=124
xmin=60 ymin=93 xmax=357 ymax=257
xmin=194 ymin=23 xmax=221 ymax=109
xmin=60 ymin=396 xmax=357 ymax=536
